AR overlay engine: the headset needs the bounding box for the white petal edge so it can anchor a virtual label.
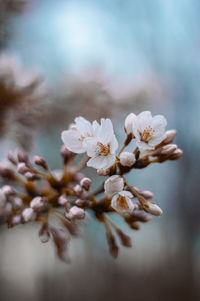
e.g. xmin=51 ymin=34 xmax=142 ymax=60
xmin=61 ymin=130 xmax=86 ymax=154
xmin=87 ymin=154 xmax=116 ymax=169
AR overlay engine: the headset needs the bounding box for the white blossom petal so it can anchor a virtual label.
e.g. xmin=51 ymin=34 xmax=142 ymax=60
xmin=111 ymin=191 xmax=135 ymax=215
xmin=75 ymin=116 xmax=93 ymax=136
xmin=61 ymin=130 xmax=86 ymax=154
xmin=83 ymin=137 xmax=99 ymax=157
xmin=104 ymin=175 xmax=124 ymax=197
xmin=124 ymin=113 xmax=137 ymax=135
xmin=152 ymin=115 xmax=167 ymax=131
xmin=136 ymin=111 xmax=152 ymax=133
xmin=97 ymin=118 xmax=114 ymax=144
xmin=118 ymin=191 xmax=133 ymax=198
xmin=110 ymin=134 xmax=118 ymax=153
xmin=87 ymin=154 xmax=116 ymax=169
xmin=92 ymin=120 xmax=100 ymax=135
xmin=148 ymin=133 xmax=166 ymax=147
xmin=136 ymin=140 xmax=154 ymax=150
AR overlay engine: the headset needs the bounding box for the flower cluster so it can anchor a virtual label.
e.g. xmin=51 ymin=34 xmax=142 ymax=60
xmin=0 ymin=111 xmax=183 ymax=262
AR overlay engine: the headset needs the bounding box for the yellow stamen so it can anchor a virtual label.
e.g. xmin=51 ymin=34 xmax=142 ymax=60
xmin=117 ymin=196 xmax=129 ymax=210
xmin=97 ymin=142 xmax=110 ymax=156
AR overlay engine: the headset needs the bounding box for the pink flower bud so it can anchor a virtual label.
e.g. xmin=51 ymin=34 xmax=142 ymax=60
xmin=144 ymin=202 xmax=163 ymax=216
xmin=162 ymin=129 xmax=177 ymax=144
xmin=169 ymin=149 xmax=183 ymax=160
xmin=124 ymin=113 xmax=136 ymax=135
xmin=17 ymin=150 xmax=29 ymax=163
xmin=0 ymin=163 xmax=16 ymax=180
xmin=58 ymin=195 xmax=68 ymax=206
xmin=74 ymin=184 xmax=83 ymax=196
xmin=75 ymin=198 xmax=86 ymax=207
xmin=104 ymin=175 xmax=124 ymax=197
xmin=24 ymin=172 xmax=40 ymax=181
xmin=30 ymin=196 xmax=44 ymax=210
xmin=70 ymin=206 xmax=85 ymax=220
xmin=12 ymin=215 xmax=21 ymax=226
xmin=2 ymin=185 xmax=16 ymax=196
xmin=7 ymin=151 xmax=17 ymax=165
xmin=160 ymin=144 xmax=178 ymax=155
xmin=17 ymin=162 xmax=30 ymax=174
xmin=33 ymin=156 xmax=48 ymax=170
xmin=119 ymin=152 xmax=136 ymax=167
xmin=22 ymin=208 xmax=36 ymax=222
xmin=60 ymin=146 xmax=75 ymax=162
xmin=80 ymin=177 xmax=92 ymax=191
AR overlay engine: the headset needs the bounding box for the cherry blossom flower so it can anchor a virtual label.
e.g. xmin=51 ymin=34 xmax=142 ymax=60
xmin=111 ymin=191 xmax=135 ymax=215
xmin=84 ymin=118 xmax=118 ymax=169
xmin=61 ymin=116 xmax=100 ymax=154
xmin=132 ymin=111 xmax=167 ymax=150
xmin=104 ymin=175 xmax=124 ymax=197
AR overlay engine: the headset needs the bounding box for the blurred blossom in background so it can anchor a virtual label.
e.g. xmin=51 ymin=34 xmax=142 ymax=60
xmin=0 ymin=0 xmax=200 ymax=300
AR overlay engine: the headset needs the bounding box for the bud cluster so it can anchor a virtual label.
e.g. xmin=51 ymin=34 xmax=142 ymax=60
xmin=0 ymin=111 xmax=183 ymax=262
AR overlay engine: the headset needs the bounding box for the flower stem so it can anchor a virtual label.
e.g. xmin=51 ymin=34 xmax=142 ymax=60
xmin=123 ymin=178 xmax=147 ymax=207
xmin=75 ymin=155 xmax=89 ymax=172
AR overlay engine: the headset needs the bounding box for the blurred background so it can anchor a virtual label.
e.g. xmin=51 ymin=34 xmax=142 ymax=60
xmin=0 ymin=0 xmax=200 ymax=300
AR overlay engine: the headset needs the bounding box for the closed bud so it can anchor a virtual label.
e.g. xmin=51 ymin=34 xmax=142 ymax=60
xmin=24 ymin=172 xmax=40 ymax=181
xmin=80 ymin=177 xmax=92 ymax=191
xmin=17 ymin=162 xmax=30 ymax=174
xmin=119 ymin=152 xmax=136 ymax=167
xmin=139 ymin=190 xmax=154 ymax=199
xmin=22 ymin=207 xmax=36 ymax=222
xmin=30 ymin=196 xmax=44 ymax=210
xmin=70 ymin=206 xmax=85 ymax=220
xmin=60 ymin=145 xmax=74 ymax=162
xmin=12 ymin=215 xmax=21 ymax=226
xmin=104 ymin=175 xmax=124 ymax=197
xmin=17 ymin=150 xmax=29 ymax=163
xmin=97 ymin=168 xmax=110 ymax=176
xmin=74 ymin=184 xmax=83 ymax=196
xmin=106 ymin=231 xmax=119 ymax=258
xmin=162 ymin=129 xmax=177 ymax=145
xmin=0 ymin=163 xmax=16 ymax=180
xmin=58 ymin=195 xmax=68 ymax=206
xmin=129 ymin=211 xmax=153 ymax=222
xmin=75 ymin=199 xmax=86 ymax=207
xmin=133 ymin=186 xmax=154 ymax=199
xmin=124 ymin=113 xmax=136 ymax=135
xmin=2 ymin=185 xmax=16 ymax=196
xmin=33 ymin=156 xmax=48 ymax=170
xmin=130 ymin=222 xmax=140 ymax=230
xmin=144 ymin=202 xmax=163 ymax=216
xmin=160 ymin=144 xmax=178 ymax=155
xmin=169 ymin=149 xmax=183 ymax=160
xmin=7 ymin=151 xmax=17 ymax=165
